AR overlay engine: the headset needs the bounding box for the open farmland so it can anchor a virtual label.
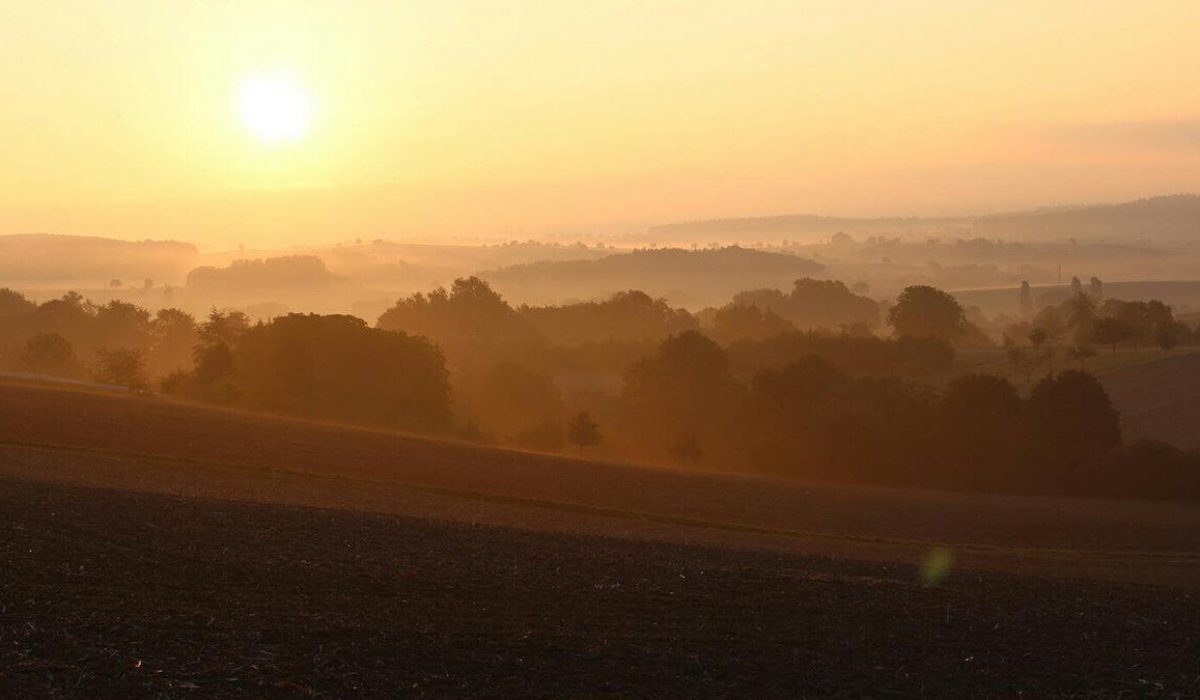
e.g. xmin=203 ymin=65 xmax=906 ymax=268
xmin=2 ymin=380 xmax=1199 ymax=695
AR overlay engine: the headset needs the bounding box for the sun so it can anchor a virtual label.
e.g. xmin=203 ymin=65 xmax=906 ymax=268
xmin=238 ymin=74 xmax=313 ymax=143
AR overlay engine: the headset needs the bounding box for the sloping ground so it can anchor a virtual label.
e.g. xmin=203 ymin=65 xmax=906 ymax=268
xmin=1 ymin=380 xmax=1199 ymax=583
xmin=3 ymin=380 xmax=1200 ymax=694
xmin=3 ymin=479 xmax=1199 ymax=696
xmin=1102 ymin=352 xmax=1200 ymax=450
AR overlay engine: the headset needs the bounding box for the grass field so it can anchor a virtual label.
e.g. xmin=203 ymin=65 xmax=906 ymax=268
xmin=2 ymin=380 xmax=1199 ymax=694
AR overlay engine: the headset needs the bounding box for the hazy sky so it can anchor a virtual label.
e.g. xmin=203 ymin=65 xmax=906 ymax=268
xmin=2 ymin=1 xmax=1198 ymax=249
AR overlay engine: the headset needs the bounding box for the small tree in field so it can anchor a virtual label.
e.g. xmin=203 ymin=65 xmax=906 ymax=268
xmin=567 ymin=412 xmax=601 ymax=453
xmin=1091 ymin=317 xmax=1131 ymax=357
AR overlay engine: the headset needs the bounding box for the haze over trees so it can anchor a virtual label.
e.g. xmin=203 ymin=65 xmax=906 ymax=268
xmin=726 ymin=278 xmax=880 ymax=332
xmin=2 ymin=269 xmax=1199 ymax=501
xmin=482 ymin=246 xmax=825 ymax=307
xmin=186 ymin=256 xmax=343 ymax=296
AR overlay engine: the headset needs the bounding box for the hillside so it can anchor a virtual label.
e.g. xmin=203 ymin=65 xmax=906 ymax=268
xmin=649 ymin=214 xmax=969 ymax=241
xmin=649 ymin=194 xmax=1200 ymax=244
xmin=973 ymin=194 xmax=1200 ymax=241
xmin=0 ymin=233 xmax=199 ymax=288
xmin=2 ymin=379 xmax=1200 ymax=694
xmin=1 ymin=379 xmax=1197 ymax=580
xmin=1102 ymin=352 xmax=1200 ymax=450
xmin=482 ymin=246 xmax=824 ymax=307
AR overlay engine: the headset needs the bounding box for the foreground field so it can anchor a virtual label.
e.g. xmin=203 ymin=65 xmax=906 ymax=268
xmin=4 ymin=478 xmax=1199 ymax=696
xmin=1 ymin=380 xmax=1199 ymax=694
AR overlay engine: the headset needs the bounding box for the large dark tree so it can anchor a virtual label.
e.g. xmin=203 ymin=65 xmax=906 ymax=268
xmin=622 ymin=331 xmax=745 ymax=462
xmin=1026 ymin=370 xmax=1121 ymax=491
xmin=17 ymin=333 xmax=82 ymax=379
xmin=377 ymin=277 xmax=543 ymax=367
xmin=887 ymin=286 xmax=966 ymax=341
xmin=235 ymin=314 xmax=452 ymax=432
xmin=935 ymin=374 xmax=1025 ymax=489
xmin=0 ymin=288 xmax=35 ymax=318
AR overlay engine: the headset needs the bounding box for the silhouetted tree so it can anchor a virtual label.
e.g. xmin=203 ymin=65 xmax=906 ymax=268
xmin=623 ymin=331 xmax=745 ymax=462
xmin=147 ymin=308 xmax=198 ymax=376
xmin=1026 ymin=370 xmax=1120 ymax=490
xmin=1031 ymin=306 xmax=1065 ymax=345
xmin=93 ymin=348 xmax=148 ymax=390
xmin=935 ymin=374 xmax=1024 ymax=488
xmin=709 ymin=303 xmax=794 ymax=344
xmin=94 ymin=300 xmax=151 ymax=350
xmin=567 ymin=411 xmax=601 ymax=452
xmin=1070 ymin=276 xmax=1083 ymax=297
xmin=1091 ymin=317 xmax=1131 ymax=356
xmin=0 ymin=288 xmax=35 ymax=317
xmin=234 ymin=314 xmax=451 ymax=431
xmin=1154 ymin=319 xmax=1188 ymax=350
xmin=1065 ymin=293 xmax=1096 ymax=344
xmin=17 ymin=333 xmax=82 ymax=378
xmin=198 ymin=308 xmax=250 ymax=348
xmin=377 ymin=277 xmax=543 ymax=367
xmin=1019 ymin=281 xmax=1034 ymax=317
xmin=1005 ymin=336 xmax=1047 ymax=388
xmin=887 ymin=285 xmax=966 ymax=341
xmin=733 ymin=278 xmax=879 ymax=331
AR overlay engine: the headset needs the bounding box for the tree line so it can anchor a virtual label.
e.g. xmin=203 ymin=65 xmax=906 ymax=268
xmin=1 ymin=279 xmax=1197 ymax=501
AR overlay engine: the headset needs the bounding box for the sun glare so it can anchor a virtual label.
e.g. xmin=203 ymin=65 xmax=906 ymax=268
xmin=238 ymin=74 xmax=313 ymax=143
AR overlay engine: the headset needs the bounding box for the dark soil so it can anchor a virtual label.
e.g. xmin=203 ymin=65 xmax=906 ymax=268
xmin=2 ymin=478 xmax=1198 ymax=697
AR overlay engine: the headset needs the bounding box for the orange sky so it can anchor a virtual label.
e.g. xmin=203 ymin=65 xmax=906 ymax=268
xmin=2 ymin=1 xmax=1198 ymax=250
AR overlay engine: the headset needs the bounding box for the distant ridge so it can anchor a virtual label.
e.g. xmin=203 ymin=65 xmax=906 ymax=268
xmin=650 ymin=194 xmax=1200 ymax=241
xmin=482 ymin=245 xmax=823 ymax=307
xmin=0 ymin=233 xmax=199 ymax=287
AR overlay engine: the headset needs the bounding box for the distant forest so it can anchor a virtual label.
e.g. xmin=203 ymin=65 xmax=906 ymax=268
xmin=3 ymin=268 xmax=1199 ymax=502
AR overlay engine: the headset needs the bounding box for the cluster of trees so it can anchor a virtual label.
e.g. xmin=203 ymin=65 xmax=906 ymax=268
xmin=185 ymin=255 xmax=341 ymax=294
xmin=0 ymin=289 xmax=199 ymax=387
xmin=0 ymin=289 xmax=450 ymax=433
xmin=1005 ymin=284 xmax=1198 ymax=384
xmin=164 ymin=311 xmax=451 ymax=432
xmin=612 ymin=331 xmax=1198 ymax=500
xmin=720 ymin=278 xmax=880 ymax=333
xmin=6 ymin=276 xmax=1198 ymax=501
xmin=1018 ymin=277 xmax=1197 ymax=352
xmin=373 ymin=277 xmax=959 ymax=449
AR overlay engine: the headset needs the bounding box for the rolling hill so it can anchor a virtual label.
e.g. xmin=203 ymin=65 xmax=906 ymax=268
xmin=0 ymin=233 xmax=199 ymax=288
xmin=2 ymin=379 xmax=1199 ymax=694
xmin=650 ymin=194 xmax=1200 ymax=244
xmin=481 ymin=246 xmax=824 ymax=307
